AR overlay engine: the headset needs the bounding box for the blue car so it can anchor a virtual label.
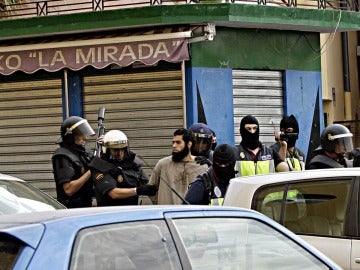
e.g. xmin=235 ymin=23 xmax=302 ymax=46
xmin=0 ymin=205 xmax=340 ymax=270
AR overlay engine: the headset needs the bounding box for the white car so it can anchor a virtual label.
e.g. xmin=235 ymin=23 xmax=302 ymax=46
xmin=0 ymin=173 xmax=65 ymax=214
xmin=223 ymin=168 xmax=360 ymax=270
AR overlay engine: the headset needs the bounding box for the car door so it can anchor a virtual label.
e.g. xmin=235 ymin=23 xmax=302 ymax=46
xmin=252 ymin=176 xmax=356 ymax=270
xmin=164 ymin=209 xmax=341 ymax=269
xmin=350 ymin=177 xmax=360 ymax=270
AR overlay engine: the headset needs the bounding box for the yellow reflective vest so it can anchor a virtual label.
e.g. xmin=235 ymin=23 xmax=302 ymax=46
xmin=234 ymin=144 xmax=275 ymax=177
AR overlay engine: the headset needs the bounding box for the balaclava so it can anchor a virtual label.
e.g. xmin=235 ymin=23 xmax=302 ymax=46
xmin=280 ymin=115 xmax=299 ymax=148
xmin=212 ymin=144 xmax=236 ymax=183
xmin=240 ymin=115 xmax=260 ymax=150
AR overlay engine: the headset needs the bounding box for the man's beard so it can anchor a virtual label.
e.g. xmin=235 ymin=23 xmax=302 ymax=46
xmin=172 ymin=145 xmax=190 ymax=162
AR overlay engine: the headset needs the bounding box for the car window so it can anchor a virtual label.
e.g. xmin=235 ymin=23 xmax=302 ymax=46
xmin=253 ymin=179 xmax=351 ymax=237
xmin=0 ymin=234 xmax=24 ymax=270
xmin=70 ymin=220 xmax=181 ymax=270
xmin=172 ymin=217 xmax=329 ymax=269
xmin=0 ymin=180 xmax=64 ymax=214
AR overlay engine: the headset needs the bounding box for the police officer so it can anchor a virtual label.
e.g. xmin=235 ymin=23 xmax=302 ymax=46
xmin=184 ymin=144 xmax=236 ymax=205
xmin=234 ymin=115 xmax=288 ymax=176
xmin=271 ymin=115 xmax=306 ymax=171
xmin=52 ymin=116 xmax=95 ymax=208
xmin=90 ymin=130 xmax=157 ymax=206
xmin=188 ymin=123 xmax=214 ymax=166
xmin=307 ymin=124 xmax=354 ymax=169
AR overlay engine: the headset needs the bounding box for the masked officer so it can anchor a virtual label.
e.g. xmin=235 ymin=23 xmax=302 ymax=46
xmin=52 ymin=116 xmax=95 ymax=208
xmin=184 ymin=144 xmax=236 ymax=205
xmin=188 ymin=123 xmax=214 ymax=166
xmin=307 ymin=124 xmax=354 ymax=169
xmin=271 ymin=115 xmax=306 ymax=171
xmin=90 ymin=130 xmax=157 ymax=206
xmin=234 ymin=115 xmax=288 ymax=176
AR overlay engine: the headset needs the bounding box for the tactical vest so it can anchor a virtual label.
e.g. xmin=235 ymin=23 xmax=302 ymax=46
xmin=52 ymin=146 xmax=93 ymax=208
xmin=285 ymin=149 xmax=305 ymax=171
xmin=234 ymin=144 xmax=275 ymax=177
xmin=202 ymin=169 xmax=225 ymax=206
xmin=308 ymin=154 xmax=352 ymax=168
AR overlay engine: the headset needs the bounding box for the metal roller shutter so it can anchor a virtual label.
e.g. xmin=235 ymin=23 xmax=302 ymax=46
xmin=233 ymin=69 xmax=284 ymax=147
xmin=0 ymin=78 xmax=63 ymax=197
xmin=83 ymin=65 xmax=184 ymax=177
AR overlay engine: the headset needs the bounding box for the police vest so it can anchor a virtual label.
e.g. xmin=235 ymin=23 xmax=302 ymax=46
xmin=234 ymin=144 xmax=275 ymax=177
xmin=52 ymin=147 xmax=84 ymax=177
xmin=285 ymin=149 xmax=305 ymax=171
xmin=202 ymin=170 xmax=225 ymax=206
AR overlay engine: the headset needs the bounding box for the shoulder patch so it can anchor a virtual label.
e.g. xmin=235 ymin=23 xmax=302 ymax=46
xmin=95 ymin=173 xmax=104 ymax=181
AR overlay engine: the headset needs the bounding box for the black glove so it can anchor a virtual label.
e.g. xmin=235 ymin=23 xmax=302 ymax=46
xmin=350 ymin=148 xmax=360 ymax=167
xmin=112 ymin=166 xmax=123 ymax=176
xmin=136 ymin=184 xmax=158 ymax=196
xmin=195 ymin=156 xmax=213 ymax=167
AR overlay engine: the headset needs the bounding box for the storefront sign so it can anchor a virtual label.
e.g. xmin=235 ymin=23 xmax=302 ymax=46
xmin=0 ymin=38 xmax=189 ymax=75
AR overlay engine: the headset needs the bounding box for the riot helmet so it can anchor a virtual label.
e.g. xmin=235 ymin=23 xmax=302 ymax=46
xmin=59 ymin=116 xmax=95 ymax=145
xmin=188 ymin=123 xmax=213 ymax=157
xmin=103 ymin=130 xmax=129 ymax=161
xmin=320 ymin=124 xmax=353 ymax=155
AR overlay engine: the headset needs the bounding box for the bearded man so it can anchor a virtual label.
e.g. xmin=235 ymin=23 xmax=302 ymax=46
xmin=149 ymin=128 xmax=208 ymax=205
xmin=234 ymin=115 xmax=288 ymax=177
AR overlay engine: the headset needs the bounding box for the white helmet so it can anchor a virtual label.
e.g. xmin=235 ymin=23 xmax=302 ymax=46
xmin=102 ymin=130 xmax=129 ymax=153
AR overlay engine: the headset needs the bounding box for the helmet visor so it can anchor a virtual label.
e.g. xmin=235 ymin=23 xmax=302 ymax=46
xmin=105 ymin=140 xmax=128 ymax=149
xmin=193 ymin=136 xmax=212 ymax=155
xmin=71 ymin=119 xmax=95 ymax=137
xmin=335 ymin=136 xmax=354 ymax=153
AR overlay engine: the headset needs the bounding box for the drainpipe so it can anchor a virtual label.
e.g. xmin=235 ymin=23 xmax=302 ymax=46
xmin=341 ymin=2 xmax=352 ymax=121
xmin=342 ymin=32 xmax=352 ymax=120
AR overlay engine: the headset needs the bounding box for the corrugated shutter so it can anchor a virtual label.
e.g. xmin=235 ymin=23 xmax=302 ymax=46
xmin=82 ymin=65 xmax=184 ymax=177
xmin=233 ymin=69 xmax=284 ymax=146
xmin=0 ymin=78 xmax=63 ymax=197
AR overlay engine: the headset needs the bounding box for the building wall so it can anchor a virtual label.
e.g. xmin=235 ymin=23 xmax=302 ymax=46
xmin=189 ymin=27 xmax=321 ymax=71
xmin=186 ymin=27 xmax=322 ymax=154
xmin=321 ymin=31 xmax=360 ymax=147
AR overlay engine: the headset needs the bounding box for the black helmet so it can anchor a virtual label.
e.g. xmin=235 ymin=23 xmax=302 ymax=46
xmin=58 ymin=116 xmax=95 ymax=144
xmin=320 ymin=124 xmax=353 ymax=154
xmin=188 ymin=123 xmax=213 ymax=156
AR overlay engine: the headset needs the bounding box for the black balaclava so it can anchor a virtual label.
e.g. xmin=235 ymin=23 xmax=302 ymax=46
xmin=212 ymin=144 xmax=236 ymax=183
xmin=240 ymin=115 xmax=261 ymax=150
xmin=280 ymin=115 xmax=299 ymax=148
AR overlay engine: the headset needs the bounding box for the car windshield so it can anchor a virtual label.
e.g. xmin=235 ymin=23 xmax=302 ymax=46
xmin=0 ymin=179 xmax=65 ymax=214
xmin=172 ymin=217 xmax=329 ymax=270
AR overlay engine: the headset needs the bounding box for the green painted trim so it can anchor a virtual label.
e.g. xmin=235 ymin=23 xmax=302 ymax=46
xmin=0 ymin=4 xmax=359 ymax=40
xmin=189 ymin=28 xmax=321 ymax=71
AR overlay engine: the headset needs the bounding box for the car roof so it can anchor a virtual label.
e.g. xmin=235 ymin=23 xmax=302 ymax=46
xmin=0 ymin=205 xmax=256 ymax=227
xmin=0 ymin=173 xmax=24 ymax=182
xmin=0 ymin=205 xmax=341 ymax=269
xmin=229 ymin=167 xmax=360 ymax=186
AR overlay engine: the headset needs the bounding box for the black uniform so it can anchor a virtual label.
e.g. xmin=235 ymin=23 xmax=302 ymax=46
xmin=184 ymin=168 xmax=228 ymax=205
xmin=307 ymin=149 xmax=353 ymax=169
xmin=91 ymin=151 xmax=149 ymax=206
xmin=52 ymin=144 xmax=93 ymax=208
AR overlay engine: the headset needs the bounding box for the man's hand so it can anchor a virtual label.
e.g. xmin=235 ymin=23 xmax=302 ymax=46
xmin=195 ymin=156 xmax=212 ymax=167
xmin=97 ymin=134 xmax=105 ymax=145
xmin=136 ymin=184 xmax=158 ymax=196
